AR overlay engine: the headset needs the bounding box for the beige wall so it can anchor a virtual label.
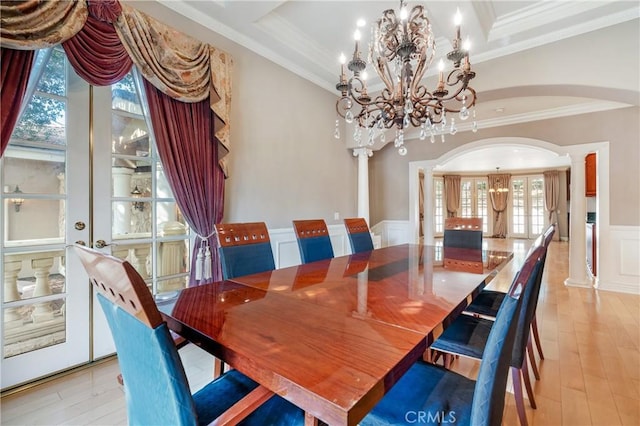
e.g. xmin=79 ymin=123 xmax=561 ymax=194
xmin=126 ymin=2 xmax=638 ymax=230
xmin=126 ymin=2 xmax=358 ymax=229
xmin=370 ymin=107 xmax=640 ymax=227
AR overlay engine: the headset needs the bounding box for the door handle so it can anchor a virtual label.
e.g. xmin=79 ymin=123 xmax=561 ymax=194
xmin=75 ymin=240 xmax=86 ymax=246
xmin=94 ymin=240 xmax=108 ymax=249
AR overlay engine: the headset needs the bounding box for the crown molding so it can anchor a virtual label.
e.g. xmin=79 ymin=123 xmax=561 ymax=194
xmin=474 ymin=8 xmax=639 ymax=65
xmin=159 ymin=0 xmax=336 ymax=92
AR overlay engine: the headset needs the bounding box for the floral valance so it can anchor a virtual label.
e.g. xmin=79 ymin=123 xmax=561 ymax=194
xmin=0 ymin=0 xmax=232 ymax=175
xmin=0 ymin=0 xmax=88 ymax=49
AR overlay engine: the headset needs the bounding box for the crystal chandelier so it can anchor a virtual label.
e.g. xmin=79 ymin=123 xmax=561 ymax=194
xmin=334 ymin=1 xmax=478 ymax=155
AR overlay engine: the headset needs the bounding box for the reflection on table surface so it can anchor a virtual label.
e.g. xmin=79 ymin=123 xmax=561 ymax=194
xmin=158 ymin=243 xmax=513 ymax=426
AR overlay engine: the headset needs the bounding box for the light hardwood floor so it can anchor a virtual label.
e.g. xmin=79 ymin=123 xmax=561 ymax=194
xmin=1 ymin=240 xmax=639 ymax=425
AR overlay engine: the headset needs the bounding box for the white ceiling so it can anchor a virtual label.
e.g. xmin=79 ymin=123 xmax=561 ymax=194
xmin=158 ymin=0 xmax=639 ymax=170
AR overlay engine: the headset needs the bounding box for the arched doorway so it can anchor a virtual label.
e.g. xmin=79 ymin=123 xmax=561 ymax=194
xmin=408 ymin=137 xmax=610 ymax=290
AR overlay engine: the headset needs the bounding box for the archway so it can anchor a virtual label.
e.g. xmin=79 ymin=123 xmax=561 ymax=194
xmin=408 ymin=137 xmax=610 ymax=289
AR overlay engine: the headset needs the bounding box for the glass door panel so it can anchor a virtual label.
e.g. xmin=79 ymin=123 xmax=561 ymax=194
xmin=510 ymin=176 xmax=546 ymax=239
xmin=1 ymin=48 xmax=91 ymax=388
xmin=460 ymin=177 xmax=490 ymax=234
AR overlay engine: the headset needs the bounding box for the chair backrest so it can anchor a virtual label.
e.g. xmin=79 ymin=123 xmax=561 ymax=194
xmin=509 ymin=223 xmax=556 ymax=368
xmin=443 ymin=217 xmax=483 ymax=250
xmin=74 ymin=245 xmax=198 ymax=425
xmin=543 ymin=223 xmax=556 ymax=247
xmin=470 ymin=244 xmax=546 ymax=426
xmin=344 ymin=218 xmax=374 ymax=253
xmin=510 ymin=237 xmax=549 ymax=369
xmin=215 ymin=222 xmax=276 ymax=279
xmin=292 ymin=219 xmax=334 ymax=264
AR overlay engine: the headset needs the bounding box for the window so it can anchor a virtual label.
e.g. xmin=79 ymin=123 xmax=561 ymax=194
xmin=433 ymin=177 xmax=444 ymax=235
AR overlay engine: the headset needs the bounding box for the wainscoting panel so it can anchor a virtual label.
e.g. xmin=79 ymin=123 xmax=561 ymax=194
xmin=597 ymin=225 xmax=640 ymax=294
xmin=371 ymin=220 xmax=410 ymax=247
xmin=268 ymin=224 xmax=351 ymax=269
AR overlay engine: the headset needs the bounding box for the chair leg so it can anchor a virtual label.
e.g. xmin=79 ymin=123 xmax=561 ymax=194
xmin=444 ymin=353 xmax=453 ymax=369
xmin=527 ymin=337 xmax=541 ymax=380
xmin=531 ymin=315 xmax=545 ymax=360
xmin=213 ymin=358 xmax=225 ymax=379
xmin=511 ymin=366 xmax=529 ymax=426
xmin=521 ymin=356 xmax=537 ymax=409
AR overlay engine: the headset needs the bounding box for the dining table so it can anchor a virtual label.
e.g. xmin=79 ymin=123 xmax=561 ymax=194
xmin=157 ymin=243 xmax=513 ymax=426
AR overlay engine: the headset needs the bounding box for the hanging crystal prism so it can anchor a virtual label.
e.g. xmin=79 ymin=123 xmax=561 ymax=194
xmin=380 ymin=132 xmax=386 ymax=143
xmin=334 ymin=119 xmax=340 ymax=139
xmin=449 ymin=118 xmax=457 ymax=135
xmin=398 ymin=145 xmax=407 ymax=156
xmin=345 ymin=110 xmax=354 ymax=124
xmin=419 ymin=122 xmax=427 ymax=140
xmin=403 ymin=113 xmax=410 ymax=128
xmin=472 ymin=109 xmax=478 ymax=133
xmin=405 ymin=98 xmax=414 ymax=114
xmin=459 ymin=95 xmax=469 ymax=120
xmin=441 ymin=133 xmax=446 ymax=143
xmin=430 ymin=134 xmax=435 ymax=143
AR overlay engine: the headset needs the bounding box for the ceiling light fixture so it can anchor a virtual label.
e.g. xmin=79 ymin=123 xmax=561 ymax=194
xmin=334 ymin=0 xmax=478 ymax=155
xmin=489 ymin=167 xmax=509 ymax=193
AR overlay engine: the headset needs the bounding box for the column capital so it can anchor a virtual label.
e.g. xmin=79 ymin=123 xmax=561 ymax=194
xmin=352 ymin=147 xmax=373 ymax=158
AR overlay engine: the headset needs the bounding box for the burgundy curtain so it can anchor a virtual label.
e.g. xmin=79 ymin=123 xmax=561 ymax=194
xmin=143 ymin=79 xmax=225 ymax=285
xmin=1 ymin=48 xmax=34 ymax=157
xmin=62 ymin=12 xmax=132 ymax=86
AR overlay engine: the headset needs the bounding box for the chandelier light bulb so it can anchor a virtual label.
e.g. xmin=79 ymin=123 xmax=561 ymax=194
xmin=354 ymin=29 xmax=361 ymax=41
xmin=463 ymin=37 xmax=471 ymax=51
xmin=454 ymin=8 xmax=462 ymax=26
xmin=400 ymin=7 xmax=409 ymax=21
xmin=339 ymin=53 xmax=346 ymax=64
xmin=357 ymin=18 xmax=366 ymax=27
xmin=438 ymin=59 xmax=445 ymax=72
xmin=362 ymin=71 xmax=368 ymax=80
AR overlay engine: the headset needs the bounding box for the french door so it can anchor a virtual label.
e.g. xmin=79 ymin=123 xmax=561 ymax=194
xmin=1 ymin=48 xmax=190 ymax=389
xmin=510 ymin=175 xmax=546 ymax=239
xmin=460 ymin=178 xmax=490 ymax=234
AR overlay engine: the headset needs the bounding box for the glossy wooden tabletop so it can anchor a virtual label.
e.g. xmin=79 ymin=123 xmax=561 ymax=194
xmin=158 ymin=244 xmax=512 ymax=425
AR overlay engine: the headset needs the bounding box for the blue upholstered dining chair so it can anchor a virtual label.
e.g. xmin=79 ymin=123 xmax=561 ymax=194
xmin=74 ymin=245 xmax=303 ymax=426
xmin=429 ymin=242 xmax=549 ymax=426
xmin=215 ymin=222 xmax=276 ymax=280
xmin=359 ymin=242 xmax=537 ymax=426
xmin=443 ymin=217 xmax=483 ymax=250
xmin=344 ymin=217 xmax=374 ymax=253
xmin=292 ymin=219 xmax=334 ymax=264
xmin=464 ymin=224 xmax=556 ymax=366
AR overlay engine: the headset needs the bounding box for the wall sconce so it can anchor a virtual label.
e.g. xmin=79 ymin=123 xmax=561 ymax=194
xmin=12 ymin=185 xmax=24 ymax=212
xmin=131 ymin=185 xmax=144 ymax=211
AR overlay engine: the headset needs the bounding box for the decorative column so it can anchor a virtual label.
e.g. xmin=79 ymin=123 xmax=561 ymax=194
xmin=564 ymin=153 xmax=591 ymax=288
xmin=112 ymin=167 xmax=133 ymax=235
xmin=422 ymin=165 xmax=435 ymax=245
xmin=31 ymin=256 xmax=55 ymax=322
xmin=353 ymin=148 xmax=373 ymax=223
xmin=3 ymin=259 xmax=23 ymax=328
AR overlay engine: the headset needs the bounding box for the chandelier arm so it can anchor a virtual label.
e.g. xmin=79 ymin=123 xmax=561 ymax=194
xmin=375 ymin=57 xmax=395 ymax=94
